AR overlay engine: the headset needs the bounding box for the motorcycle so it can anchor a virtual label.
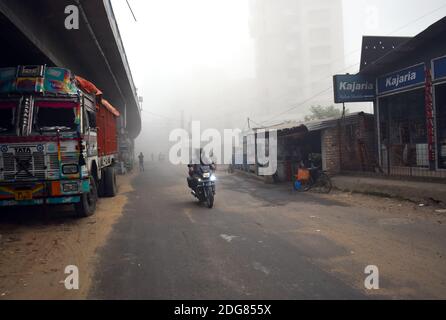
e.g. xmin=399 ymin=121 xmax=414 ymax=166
xmin=187 ymin=165 xmax=216 ymax=208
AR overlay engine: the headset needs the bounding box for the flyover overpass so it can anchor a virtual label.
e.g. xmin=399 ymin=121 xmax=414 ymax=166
xmin=0 ymin=0 xmax=141 ymax=139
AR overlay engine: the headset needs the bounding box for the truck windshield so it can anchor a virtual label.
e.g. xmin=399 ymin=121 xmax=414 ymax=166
xmin=0 ymin=102 xmax=16 ymax=134
xmin=34 ymin=102 xmax=77 ymax=133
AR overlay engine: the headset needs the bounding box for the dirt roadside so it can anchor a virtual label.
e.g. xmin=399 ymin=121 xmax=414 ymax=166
xmin=304 ymin=191 xmax=446 ymax=298
xmin=0 ymin=172 xmax=135 ymax=300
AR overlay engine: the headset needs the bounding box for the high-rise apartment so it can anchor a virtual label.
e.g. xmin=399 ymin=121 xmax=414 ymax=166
xmin=249 ymin=0 xmax=345 ymax=120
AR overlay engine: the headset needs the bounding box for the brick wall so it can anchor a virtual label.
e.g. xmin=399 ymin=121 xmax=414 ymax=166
xmin=321 ymin=115 xmax=377 ymax=174
xmin=339 ymin=117 xmax=376 ymax=172
xmin=322 ymin=126 xmax=341 ymax=174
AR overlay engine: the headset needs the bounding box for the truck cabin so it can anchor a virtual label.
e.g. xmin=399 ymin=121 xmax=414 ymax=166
xmin=0 ymin=65 xmax=97 ymax=138
xmin=33 ymin=101 xmax=78 ymax=134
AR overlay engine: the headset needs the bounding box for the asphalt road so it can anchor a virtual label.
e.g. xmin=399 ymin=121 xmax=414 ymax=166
xmin=89 ymin=162 xmax=446 ymax=299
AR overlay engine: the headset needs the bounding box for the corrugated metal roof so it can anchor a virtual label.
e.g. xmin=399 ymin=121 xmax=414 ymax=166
xmin=262 ymin=120 xmax=305 ymax=132
xmin=247 ymin=112 xmax=373 ymax=136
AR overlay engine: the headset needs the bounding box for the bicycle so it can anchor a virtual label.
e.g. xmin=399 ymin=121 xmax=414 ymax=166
xmin=293 ymin=167 xmax=332 ymax=194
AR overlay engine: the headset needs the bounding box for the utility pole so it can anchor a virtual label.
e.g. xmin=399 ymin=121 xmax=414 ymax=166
xmin=138 ymin=96 xmax=143 ymax=111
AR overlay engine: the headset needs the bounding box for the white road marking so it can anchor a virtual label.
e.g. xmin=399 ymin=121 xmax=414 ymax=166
xmin=183 ymin=209 xmax=195 ymax=223
xmin=220 ymin=234 xmax=238 ymax=242
xmin=253 ymin=262 xmax=270 ymax=275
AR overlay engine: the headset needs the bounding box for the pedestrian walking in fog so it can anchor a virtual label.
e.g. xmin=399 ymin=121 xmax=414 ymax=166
xmin=138 ymin=152 xmax=145 ymax=172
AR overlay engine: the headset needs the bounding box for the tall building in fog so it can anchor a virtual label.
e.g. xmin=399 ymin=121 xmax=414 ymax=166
xmin=249 ymin=0 xmax=344 ymax=120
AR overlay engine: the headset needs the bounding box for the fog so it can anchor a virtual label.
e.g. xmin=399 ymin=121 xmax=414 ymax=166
xmin=110 ymin=0 xmax=446 ymax=156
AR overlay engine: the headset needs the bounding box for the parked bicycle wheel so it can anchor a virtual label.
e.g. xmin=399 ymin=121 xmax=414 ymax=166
xmin=314 ymin=173 xmax=332 ymax=193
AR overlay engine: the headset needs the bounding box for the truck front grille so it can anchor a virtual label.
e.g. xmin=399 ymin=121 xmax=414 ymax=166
xmin=2 ymin=152 xmax=15 ymax=171
xmin=48 ymin=154 xmax=60 ymax=170
xmin=33 ymin=152 xmax=45 ymax=170
xmin=15 ymin=151 xmax=33 ymax=180
xmin=1 ymin=151 xmax=47 ymax=181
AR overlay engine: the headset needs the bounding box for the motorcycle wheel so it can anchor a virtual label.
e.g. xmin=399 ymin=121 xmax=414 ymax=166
xmin=206 ymin=190 xmax=214 ymax=208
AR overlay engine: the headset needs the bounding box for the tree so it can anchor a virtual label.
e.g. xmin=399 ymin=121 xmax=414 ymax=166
xmin=304 ymin=105 xmax=348 ymax=121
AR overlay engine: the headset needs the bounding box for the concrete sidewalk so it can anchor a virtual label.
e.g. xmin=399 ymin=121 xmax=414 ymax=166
xmin=332 ymin=175 xmax=446 ymax=205
xmin=233 ymin=168 xmax=446 ymax=204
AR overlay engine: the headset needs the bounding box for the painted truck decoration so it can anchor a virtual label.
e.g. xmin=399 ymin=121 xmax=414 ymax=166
xmin=0 ymin=65 xmax=120 ymax=217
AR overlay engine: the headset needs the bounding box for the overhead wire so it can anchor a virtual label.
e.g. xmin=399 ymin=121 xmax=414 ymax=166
xmin=126 ymin=0 xmax=137 ymax=22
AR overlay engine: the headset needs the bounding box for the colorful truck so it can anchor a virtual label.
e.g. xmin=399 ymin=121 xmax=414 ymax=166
xmin=0 ymin=65 xmax=120 ymax=217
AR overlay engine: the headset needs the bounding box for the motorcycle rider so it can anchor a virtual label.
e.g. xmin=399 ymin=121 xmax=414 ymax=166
xmin=188 ymin=148 xmax=215 ymax=177
xmin=186 ymin=148 xmax=217 ymax=208
xmin=187 ymin=149 xmax=215 ymax=191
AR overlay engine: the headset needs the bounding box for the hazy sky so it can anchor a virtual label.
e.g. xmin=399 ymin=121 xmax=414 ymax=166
xmin=113 ymin=0 xmax=446 ymax=85
xmin=342 ymin=0 xmax=446 ymax=70
xmin=110 ymin=0 xmax=446 ymax=152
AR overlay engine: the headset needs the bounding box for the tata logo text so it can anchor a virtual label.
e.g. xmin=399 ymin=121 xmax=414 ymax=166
xmin=14 ymin=147 xmax=31 ymax=153
xmin=339 ymin=81 xmax=374 ymax=93
xmin=385 ymin=71 xmax=417 ymax=88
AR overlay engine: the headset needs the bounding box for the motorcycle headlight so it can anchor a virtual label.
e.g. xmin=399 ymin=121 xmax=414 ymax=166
xmin=203 ymin=172 xmax=210 ymax=178
xmin=210 ymin=175 xmax=217 ymax=181
xmin=62 ymin=164 xmax=79 ymax=174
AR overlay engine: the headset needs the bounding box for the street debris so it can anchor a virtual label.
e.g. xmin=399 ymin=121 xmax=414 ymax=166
xmin=435 ymin=209 xmax=446 ymax=214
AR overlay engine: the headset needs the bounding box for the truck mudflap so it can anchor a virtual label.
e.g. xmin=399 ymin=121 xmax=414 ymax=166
xmin=0 ymin=179 xmax=90 ymax=207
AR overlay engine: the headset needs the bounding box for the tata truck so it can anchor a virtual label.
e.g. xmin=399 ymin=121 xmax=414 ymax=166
xmin=0 ymin=65 xmax=120 ymax=217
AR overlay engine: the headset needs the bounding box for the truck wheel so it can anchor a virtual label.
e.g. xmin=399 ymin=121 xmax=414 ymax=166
xmin=98 ymin=170 xmax=106 ymax=197
xmin=103 ymin=166 xmax=117 ymax=197
xmin=75 ymin=177 xmax=98 ymax=218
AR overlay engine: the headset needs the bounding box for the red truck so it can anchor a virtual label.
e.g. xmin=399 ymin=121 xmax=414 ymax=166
xmin=0 ymin=65 xmax=120 ymax=217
